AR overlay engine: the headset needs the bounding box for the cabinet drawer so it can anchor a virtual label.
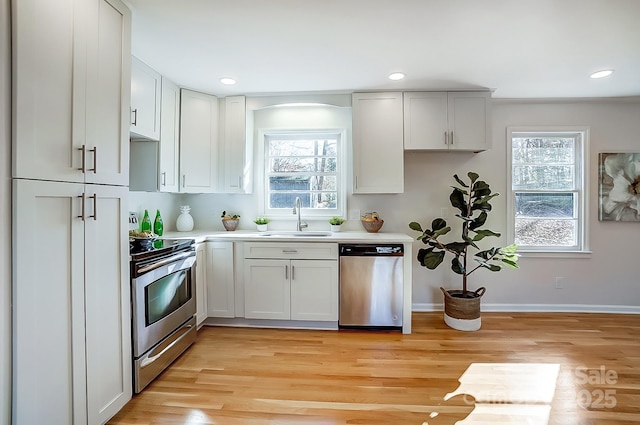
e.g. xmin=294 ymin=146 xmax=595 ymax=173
xmin=244 ymin=242 xmax=338 ymax=260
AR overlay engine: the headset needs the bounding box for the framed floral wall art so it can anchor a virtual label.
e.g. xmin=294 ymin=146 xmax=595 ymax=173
xmin=598 ymin=152 xmax=640 ymax=221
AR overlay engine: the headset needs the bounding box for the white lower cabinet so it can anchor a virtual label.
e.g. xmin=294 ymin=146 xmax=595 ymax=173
xmin=243 ymin=243 xmax=338 ymax=322
xmin=195 ymin=242 xmax=208 ymax=325
xmin=207 ymin=241 xmax=236 ymax=318
xmin=12 ymin=179 xmax=131 ymax=425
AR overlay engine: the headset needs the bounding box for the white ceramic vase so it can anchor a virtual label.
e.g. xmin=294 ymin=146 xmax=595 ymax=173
xmin=256 ymin=224 xmax=268 ymax=232
xmin=330 ymin=224 xmax=342 ymax=232
xmin=176 ymin=205 xmax=194 ymax=231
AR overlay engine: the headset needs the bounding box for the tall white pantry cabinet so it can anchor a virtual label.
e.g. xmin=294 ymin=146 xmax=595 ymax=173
xmin=11 ymin=0 xmax=132 ymax=424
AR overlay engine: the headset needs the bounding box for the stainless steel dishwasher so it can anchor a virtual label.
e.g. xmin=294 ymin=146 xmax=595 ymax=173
xmin=339 ymin=244 xmax=403 ymax=328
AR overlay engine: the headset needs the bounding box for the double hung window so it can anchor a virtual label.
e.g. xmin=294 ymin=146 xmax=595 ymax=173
xmin=508 ymin=128 xmax=589 ymax=253
xmin=262 ymin=131 xmax=345 ymax=218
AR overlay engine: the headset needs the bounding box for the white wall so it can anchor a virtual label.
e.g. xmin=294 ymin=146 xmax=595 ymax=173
xmin=1 ymin=0 xmax=11 ymax=422
xmin=130 ymin=97 xmax=640 ymax=312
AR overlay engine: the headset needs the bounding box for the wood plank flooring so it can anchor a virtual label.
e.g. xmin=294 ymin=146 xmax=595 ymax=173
xmin=108 ymin=312 xmax=640 ymax=425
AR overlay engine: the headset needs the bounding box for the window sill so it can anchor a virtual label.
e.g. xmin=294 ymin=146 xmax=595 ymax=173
xmin=518 ymin=250 xmax=592 ymax=259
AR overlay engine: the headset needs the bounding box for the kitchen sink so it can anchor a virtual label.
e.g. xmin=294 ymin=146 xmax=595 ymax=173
xmin=257 ymin=231 xmax=333 ymax=237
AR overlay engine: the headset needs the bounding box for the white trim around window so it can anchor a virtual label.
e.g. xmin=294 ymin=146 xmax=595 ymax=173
xmin=507 ymin=126 xmax=591 ymax=257
xmin=256 ymin=129 xmax=348 ymax=220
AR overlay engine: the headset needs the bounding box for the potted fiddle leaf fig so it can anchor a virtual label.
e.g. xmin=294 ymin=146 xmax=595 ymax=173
xmin=409 ymin=172 xmax=519 ymax=331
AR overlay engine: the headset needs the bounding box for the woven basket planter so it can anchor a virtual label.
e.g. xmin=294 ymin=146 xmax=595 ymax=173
xmin=440 ymin=286 xmax=486 ymax=331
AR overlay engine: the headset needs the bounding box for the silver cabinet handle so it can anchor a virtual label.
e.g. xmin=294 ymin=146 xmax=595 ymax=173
xmin=161 ymin=172 xmax=166 ymax=187
xmin=282 ymin=249 xmax=298 ymax=254
xmin=182 ymin=174 xmax=186 ymax=188
xmin=88 ymin=193 xmax=97 ymax=220
xmin=450 ymin=131 xmax=454 ymax=145
xmin=88 ymin=147 xmax=97 ymax=173
xmin=444 ymin=131 xmax=448 ymax=145
xmin=291 ymin=265 xmax=295 ymax=281
xmin=77 ymin=145 xmax=86 ymax=172
xmin=77 ymin=194 xmax=85 ymax=220
xmin=285 ymin=265 xmax=288 ymax=280
xmin=131 ymin=108 xmax=138 ymax=126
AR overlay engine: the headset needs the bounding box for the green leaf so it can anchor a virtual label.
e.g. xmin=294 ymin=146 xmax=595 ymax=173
xmin=500 ymin=244 xmax=519 ymax=255
xmin=453 ymin=174 xmax=468 ymax=187
xmin=468 ymin=211 xmax=487 ymax=230
xmin=445 ymin=241 xmax=468 ymax=254
xmin=467 ymin=172 xmax=479 ymax=183
xmin=409 ymin=222 xmax=423 ymax=232
xmin=501 ymin=258 xmax=520 ymax=268
xmin=450 ymin=188 xmax=467 ymax=214
xmin=451 ymin=257 xmax=465 ymax=275
xmin=433 ymin=226 xmax=451 ymax=238
xmin=422 ymin=250 xmax=445 ymax=269
xmin=472 ymin=229 xmax=501 ymax=241
xmin=432 ymin=218 xmax=447 ymax=231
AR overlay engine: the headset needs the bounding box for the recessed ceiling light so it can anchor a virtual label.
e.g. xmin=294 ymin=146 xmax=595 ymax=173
xmin=590 ymin=69 xmax=614 ymax=79
xmin=388 ymin=72 xmax=405 ymax=81
xmin=220 ymin=77 xmax=236 ymax=85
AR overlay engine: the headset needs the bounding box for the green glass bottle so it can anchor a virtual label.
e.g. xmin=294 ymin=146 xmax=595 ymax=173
xmin=153 ymin=209 xmax=163 ymax=236
xmin=141 ymin=209 xmax=151 ymax=232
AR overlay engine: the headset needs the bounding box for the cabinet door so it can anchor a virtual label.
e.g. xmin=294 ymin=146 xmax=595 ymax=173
xmin=130 ymin=56 xmax=161 ymax=141
xmin=221 ymin=96 xmax=251 ymax=193
xmin=243 ymin=259 xmax=290 ymax=320
xmin=159 ymin=77 xmax=181 ymax=192
xmin=207 ymin=241 xmax=235 ymax=318
xmin=83 ymin=183 xmax=131 ymax=425
xmin=290 ymin=260 xmax=338 ymax=321
xmin=180 ymin=89 xmax=219 ymax=193
xmin=12 ymin=179 xmax=87 ymax=425
xmin=195 ymin=243 xmax=208 ymax=324
xmin=447 ymin=92 xmax=491 ymax=151
xmin=352 ymin=92 xmax=404 ymax=193
xmin=12 ymin=0 xmax=86 ymax=183
xmin=84 ymin=0 xmax=131 ymax=186
xmin=403 ymin=92 xmax=448 ymax=150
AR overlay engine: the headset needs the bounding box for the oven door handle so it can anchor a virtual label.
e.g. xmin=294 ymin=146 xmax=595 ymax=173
xmin=140 ymin=320 xmax=195 ymax=368
xmin=137 ymin=251 xmax=195 ymax=274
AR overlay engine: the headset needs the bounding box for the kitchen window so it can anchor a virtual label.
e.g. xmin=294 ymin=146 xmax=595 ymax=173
xmin=507 ymin=127 xmax=590 ymax=254
xmin=261 ymin=130 xmax=346 ymax=218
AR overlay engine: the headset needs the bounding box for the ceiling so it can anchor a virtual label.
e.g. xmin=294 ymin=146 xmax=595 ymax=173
xmin=126 ymin=0 xmax=640 ymax=99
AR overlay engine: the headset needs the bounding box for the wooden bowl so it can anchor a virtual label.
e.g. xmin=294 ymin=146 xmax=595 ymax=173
xmin=361 ymin=219 xmax=383 ymax=233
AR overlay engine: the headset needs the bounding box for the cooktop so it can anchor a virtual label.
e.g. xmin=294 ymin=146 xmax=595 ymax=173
xmin=129 ymin=238 xmax=195 ymax=262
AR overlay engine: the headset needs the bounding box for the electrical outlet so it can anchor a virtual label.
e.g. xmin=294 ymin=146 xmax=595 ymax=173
xmin=555 ymin=277 xmax=565 ymax=289
xmin=349 ymin=209 xmax=361 ymax=220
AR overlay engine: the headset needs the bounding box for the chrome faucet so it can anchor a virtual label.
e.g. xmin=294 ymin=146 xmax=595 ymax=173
xmin=293 ymin=197 xmax=308 ymax=231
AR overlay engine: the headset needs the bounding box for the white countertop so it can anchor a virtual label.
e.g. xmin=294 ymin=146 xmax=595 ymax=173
xmin=162 ymin=230 xmax=414 ymax=244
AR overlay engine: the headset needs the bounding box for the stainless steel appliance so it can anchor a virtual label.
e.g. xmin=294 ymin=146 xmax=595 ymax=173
xmin=130 ymin=238 xmax=197 ymax=393
xmin=339 ymin=244 xmax=403 ymax=329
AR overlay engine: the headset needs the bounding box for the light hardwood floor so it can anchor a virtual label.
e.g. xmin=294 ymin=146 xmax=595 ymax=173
xmin=108 ymin=312 xmax=640 ymax=425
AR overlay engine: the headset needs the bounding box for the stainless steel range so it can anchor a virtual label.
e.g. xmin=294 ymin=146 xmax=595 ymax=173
xmin=129 ymin=238 xmax=197 ymax=393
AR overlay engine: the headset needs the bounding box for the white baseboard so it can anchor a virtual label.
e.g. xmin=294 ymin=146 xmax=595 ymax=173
xmin=412 ymin=303 xmax=640 ymax=314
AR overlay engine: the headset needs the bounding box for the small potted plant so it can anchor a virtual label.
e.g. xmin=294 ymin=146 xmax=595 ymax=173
xmin=221 ymin=211 xmax=240 ymax=231
xmin=253 ymin=217 xmax=270 ymax=232
xmin=409 ymin=172 xmax=519 ymax=331
xmin=329 ymin=216 xmax=345 ymax=232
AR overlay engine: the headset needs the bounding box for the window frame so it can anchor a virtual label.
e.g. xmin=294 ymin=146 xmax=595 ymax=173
xmin=257 ymin=129 xmax=347 ymax=220
xmin=506 ymin=126 xmax=591 ymax=256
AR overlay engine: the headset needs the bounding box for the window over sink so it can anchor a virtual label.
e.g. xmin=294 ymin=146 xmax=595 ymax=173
xmin=260 ymin=130 xmax=347 ymax=219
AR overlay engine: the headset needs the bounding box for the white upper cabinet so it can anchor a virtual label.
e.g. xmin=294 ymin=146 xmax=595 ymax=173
xmin=130 ymin=56 xmax=161 ymax=141
xmin=13 ymin=0 xmax=131 ymax=186
xmin=351 ymin=92 xmax=404 ymax=194
xmin=159 ymin=77 xmax=181 ymax=192
xmin=220 ymin=95 xmax=252 ymax=193
xmin=179 ymin=89 xmax=219 ymax=193
xmin=403 ymin=91 xmax=491 ymax=151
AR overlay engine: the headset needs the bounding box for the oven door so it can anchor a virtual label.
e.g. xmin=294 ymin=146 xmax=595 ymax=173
xmin=132 ymin=250 xmax=196 ymax=358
